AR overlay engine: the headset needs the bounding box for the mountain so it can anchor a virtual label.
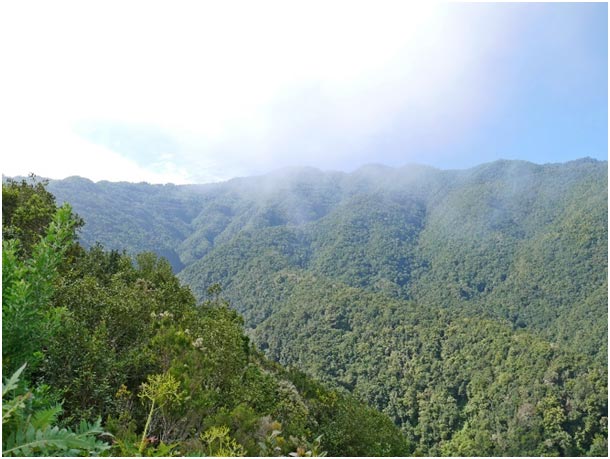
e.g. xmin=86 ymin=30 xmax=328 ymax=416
xmin=45 ymin=158 xmax=608 ymax=455
xmin=2 ymin=177 xmax=411 ymax=456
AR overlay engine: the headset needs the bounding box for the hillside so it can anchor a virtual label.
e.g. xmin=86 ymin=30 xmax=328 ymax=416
xmin=45 ymin=158 xmax=608 ymax=455
xmin=3 ymin=178 xmax=410 ymax=456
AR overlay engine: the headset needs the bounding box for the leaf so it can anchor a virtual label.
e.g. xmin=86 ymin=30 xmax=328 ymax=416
xmin=2 ymin=421 xmax=111 ymax=457
xmin=2 ymin=363 xmax=27 ymax=397
xmin=29 ymin=405 xmax=62 ymax=430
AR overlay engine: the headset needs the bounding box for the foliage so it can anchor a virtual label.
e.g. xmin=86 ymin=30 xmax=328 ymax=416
xmin=200 ymin=425 xmax=246 ymax=456
xmin=138 ymin=372 xmax=182 ymax=454
xmin=5 ymin=158 xmax=607 ymax=456
xmin=2 ymin=364 xmax=111 ymax=457
xmin=3 ymin=175 xmax=61 ymax=258
xmin=2 ymin=203 xmax=79 ymax=376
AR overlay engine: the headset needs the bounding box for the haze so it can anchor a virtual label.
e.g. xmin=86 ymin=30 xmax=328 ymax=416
xmin=1 ymin=0 xmax=607 ymax=184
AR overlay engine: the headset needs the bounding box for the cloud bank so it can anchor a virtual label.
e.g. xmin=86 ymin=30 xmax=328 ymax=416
xmin=1 ymin=1 xmax=606 ymax=183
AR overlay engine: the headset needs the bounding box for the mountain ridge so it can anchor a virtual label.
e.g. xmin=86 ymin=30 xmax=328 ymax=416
xmin=26 ymin=156 xmax=607 ymax=455
xmin=6 ymin=156 xmax=605 ymax=187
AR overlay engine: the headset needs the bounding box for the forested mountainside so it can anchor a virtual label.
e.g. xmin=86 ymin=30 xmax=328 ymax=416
xmin=2 ymin=178 xmax=409 ymax=456
xmin=41 ymin=158 xmax=608 ymax=455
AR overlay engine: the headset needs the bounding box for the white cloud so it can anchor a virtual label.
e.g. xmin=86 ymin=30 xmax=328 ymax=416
xmin=2 ymin=0 xmax=585 ymax=182
xmin=0 ymin=118 xmax=194 ymax=183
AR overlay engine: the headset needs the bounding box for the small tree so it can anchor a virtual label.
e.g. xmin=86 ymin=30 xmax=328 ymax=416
xmin=2 ymin=204 xmax=78 ymax=376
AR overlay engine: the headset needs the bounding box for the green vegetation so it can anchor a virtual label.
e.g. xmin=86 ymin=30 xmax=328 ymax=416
xmin=6 ymin=158 xmax=608 ymax=455
xmin=3 ymin=364 xmax=110 ymax=457
xmin=2 ymin=177 xmax=410 ymax=456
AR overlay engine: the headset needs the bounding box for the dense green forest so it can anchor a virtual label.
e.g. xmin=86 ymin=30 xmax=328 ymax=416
xmin=2 ymin=178 xmax=410 ymax=456
xmin=5 ymin=158 xmax=608 ymax=456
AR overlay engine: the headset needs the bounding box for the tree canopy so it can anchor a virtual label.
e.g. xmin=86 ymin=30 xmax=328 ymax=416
xmin=7 ymin=158 xmax=608 ymax=456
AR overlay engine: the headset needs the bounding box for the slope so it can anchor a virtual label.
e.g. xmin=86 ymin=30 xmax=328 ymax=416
xmin=42 ymin=158 xmax=608 ymax=455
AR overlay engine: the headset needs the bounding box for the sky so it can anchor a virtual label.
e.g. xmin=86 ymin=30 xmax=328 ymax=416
xmin=1 ymin=0 xmax=607 ymax=184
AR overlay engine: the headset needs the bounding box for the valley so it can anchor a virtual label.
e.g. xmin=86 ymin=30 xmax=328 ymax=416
xmin=41 ymin=158 xmax=608 ymax=455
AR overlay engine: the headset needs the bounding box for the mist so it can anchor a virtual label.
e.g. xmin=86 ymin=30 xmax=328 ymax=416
xmin=1 ymin=1 xmax=606 ymax=184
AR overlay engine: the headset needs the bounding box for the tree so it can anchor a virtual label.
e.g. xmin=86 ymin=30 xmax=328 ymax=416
xmin=2 ymin=176 xmax=82 ymax=258
xmin=2 ymin=204 xmax=78 ymax=376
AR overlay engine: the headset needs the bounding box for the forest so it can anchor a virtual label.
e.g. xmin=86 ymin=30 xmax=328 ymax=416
xmin=3 ymin=158 xmax=608 ymax=456
xmin=2 ymin=178 xmax=409 ymax=456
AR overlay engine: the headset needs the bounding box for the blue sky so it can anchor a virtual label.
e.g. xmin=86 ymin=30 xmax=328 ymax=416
xmin=1 ymin=1 xmax=607 ymax=184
